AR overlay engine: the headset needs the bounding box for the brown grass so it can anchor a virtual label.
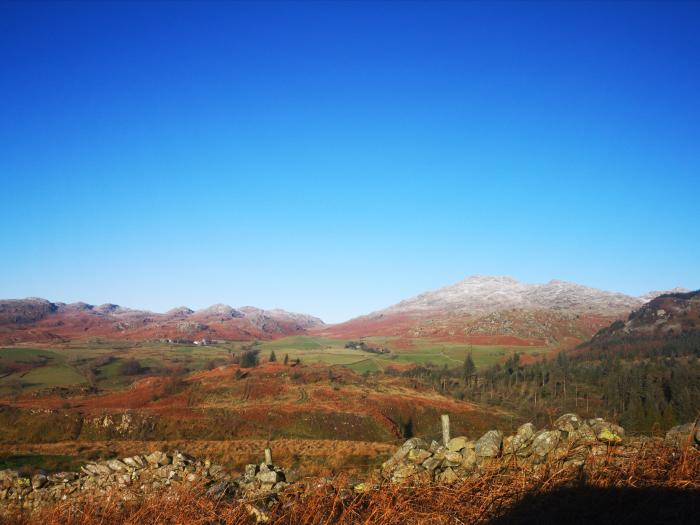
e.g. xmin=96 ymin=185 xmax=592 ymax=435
xmin=3 ymin=443 xmax=699 ymax=525
xmin=0 ymin=438 xmax=394 ymax=477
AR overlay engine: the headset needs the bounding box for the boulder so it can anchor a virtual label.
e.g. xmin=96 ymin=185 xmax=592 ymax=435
xmin=393 ymin=437 xmax=429 ymax=461
xmin=31 ymin=475 xmax=47 ymax=490
xmin=461 ymin=447 xmax=478 ymax=470
xmin=421 ymin=457 xmax=441 ymax=472
xmin=569 ymin=423 xmax=597 ymax=445
xmin=437 ymin=467 xmax=458 ymax=484
xmin=504 ymin=423 xmax=535 ymax=455
xmin=554 ymin=413 xmax=582 ymax=433
xmin=447 ymin=436 xmax=469 ymax=452
xmin=145 ymin=451 xmax=171 ymax=466
xmin=107 ymin=459 xmax=128 ymax=472
xmin=391 ymin=463 xmax=423 ymax=483
xmin=665 ymin=422 xmax=698 ymax=447
xmin=256 ymin=470 xmax=281 ymax=484
xmin=475 ymin=430 xmax=503 ymax=458
xmin=407 ymin=449 xmax=432 ymax=464
xmin=123 ymin=457 xmax=143 ymax=469
xmin=589 ymin=419 xmax=625 ymax=443
xmin=531 ymin=430 xmax=560 ymax=459
xmin=597 ymin=428 xmax=623 ymax=444
xmin=443 ymin=451 xmax=463 ymax=467
xmin=516 ymin=422 xmax=536 ymax=441
xmin=47 ymin=472 xmax=77 ymax=483
xmin=431 ymin=445 xmax=448 ymax=462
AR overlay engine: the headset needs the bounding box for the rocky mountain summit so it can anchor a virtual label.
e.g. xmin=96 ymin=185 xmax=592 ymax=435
xmin=383 ymin=276 xmax=650 ymax=316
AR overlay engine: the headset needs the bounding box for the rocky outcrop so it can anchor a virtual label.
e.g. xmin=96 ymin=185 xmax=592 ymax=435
xmin=380 ymin=414 xmax=697 ymax=484
xmin=0 ymin=450 xmax=289 ymax=513
xmin=665 ymin=421 xmax=700 ymax=448
xmin=0 ymin=298 xmax=58 ymax=325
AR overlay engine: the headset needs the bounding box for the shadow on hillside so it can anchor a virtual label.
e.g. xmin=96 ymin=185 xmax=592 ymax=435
xmin=487 ymin=486 xmax=700 ymax=525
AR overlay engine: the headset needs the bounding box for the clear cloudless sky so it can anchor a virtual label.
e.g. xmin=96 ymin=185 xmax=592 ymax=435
xmin=1 ymin=1 xmax=699 ymax=323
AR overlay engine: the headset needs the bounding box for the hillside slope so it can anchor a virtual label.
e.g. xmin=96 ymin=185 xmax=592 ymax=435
xmin=580 ymin=288 xmax=700 ymax=355
xmin=0 ymin=362 xmax=511 ymax=443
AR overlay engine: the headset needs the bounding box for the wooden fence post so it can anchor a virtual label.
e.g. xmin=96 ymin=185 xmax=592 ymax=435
xmin=264 ymin=447 xmax=272 ymax=465
xmin=441 ymin=414 xmax=450 ymax=446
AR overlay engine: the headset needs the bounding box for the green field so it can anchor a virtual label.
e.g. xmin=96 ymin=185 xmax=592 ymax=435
xmin=257 ymin=336 xmax=545 ymax=371
xmin=0 ymin=336 xmax=546 ymax=395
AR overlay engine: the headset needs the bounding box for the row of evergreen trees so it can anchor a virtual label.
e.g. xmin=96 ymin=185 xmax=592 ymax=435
xmin=403 ymin=334 xmax=700 ymax=432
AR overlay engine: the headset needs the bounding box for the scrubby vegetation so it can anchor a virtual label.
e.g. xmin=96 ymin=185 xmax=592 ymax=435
xmin=2 ymin=442 xmax=698 ymax=524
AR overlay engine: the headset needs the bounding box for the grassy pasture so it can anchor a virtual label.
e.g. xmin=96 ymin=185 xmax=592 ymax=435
xmin=257 ymin=336 xmax=546 ymax=371
xmin=0 ymin=336 xmax=546 ymax=395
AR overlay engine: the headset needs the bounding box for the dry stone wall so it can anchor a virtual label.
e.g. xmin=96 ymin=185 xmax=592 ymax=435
xmin=0 ymin=449 xmax=288 ymax=512
xmin=381 ymin=414 xmax=700 ymax=484
xmin=1 ymin=414 xmax=698 ymax=518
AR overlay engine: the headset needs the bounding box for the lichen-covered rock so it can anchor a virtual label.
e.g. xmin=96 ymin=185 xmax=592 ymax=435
xmin=431 ymin=445 xmax=448 ymax=462
xmin=504 ymin=422 xmax=536 ymax=455
xmin=106 ymin=459 xmax=128 ymax=472
xmin=531 ymin=430 xmax=560 ymax=459
xmin=437 ymin=467 xmax=458 ymax=484
xmin=393 ymin=437 xmax=429 ymax=461
xmin=597 ymin=428 xmax=623 ymax=444
xmin=516 ymin=422 xmax=535 ymax=441
xmin=407 ymin=448 xmax=432 ymax=464
xmin=422 ymin=457 xmax=441 ymax=472
xmin=569 ymin=423 xmax=597 ymax=445
xmin=145 ymin=451 xmax=170 ymax=466
xmin=588 ymin=419 xmax=625 ymax=443
xmin=443 ymin=451 xmax=463 ymax=467
xmin=555 ymin=413 xmax=582 ymax=433
xmin=447 ymin=436 xmax=469 ymax=452
xmin=391 ymin=463 xmax=423 ymax=483
xmin=461 ymin=447 xmax=478 ymax=470
xmin=475 ymin=430 xmax=503 ymax=458
xmin=123 ymin=456 xmax=144 ymax=469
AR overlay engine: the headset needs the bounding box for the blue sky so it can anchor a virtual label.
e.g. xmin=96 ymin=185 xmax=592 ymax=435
xmin=1 ymin=1 xmax=698 ymax=322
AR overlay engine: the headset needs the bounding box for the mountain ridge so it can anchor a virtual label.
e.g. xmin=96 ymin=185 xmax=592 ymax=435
xmin=317 ymin=276 xmax=688 ymax=347
xmin=380 ymin=275 xmax=667 ymax=316
xmin=0 ymin=298 xmax=324 ymax=344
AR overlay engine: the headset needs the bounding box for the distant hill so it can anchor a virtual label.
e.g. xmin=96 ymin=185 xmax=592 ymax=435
xmin=0 ymin=298 xmax=324 ymax=344
xmin=318 ymin=276 xmax=685 ymax=348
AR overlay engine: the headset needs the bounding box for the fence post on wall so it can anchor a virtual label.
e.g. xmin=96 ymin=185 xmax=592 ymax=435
xmin=264 ymin=447 xmax=272 ymax=465
xmin=441 ymin=414 xmax=450 ymax=446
